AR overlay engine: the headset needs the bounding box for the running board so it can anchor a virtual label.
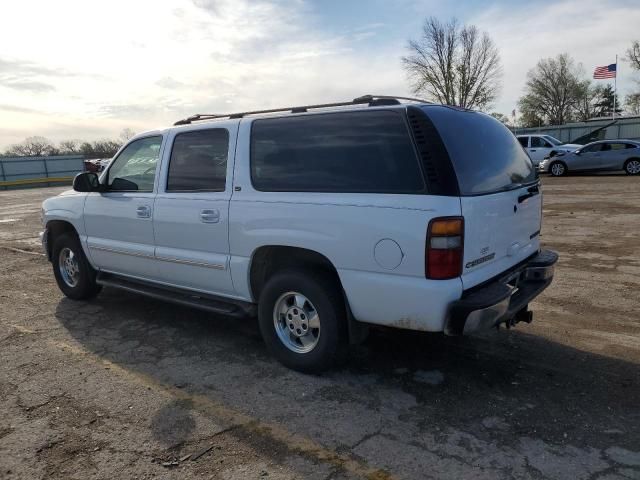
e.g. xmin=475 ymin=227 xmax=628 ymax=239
xmin=96 ymin=272 xmax=256 ymax=318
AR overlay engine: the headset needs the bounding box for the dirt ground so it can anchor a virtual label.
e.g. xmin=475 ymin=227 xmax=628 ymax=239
xmin=0 ymin=176 xmax=639 ymax=480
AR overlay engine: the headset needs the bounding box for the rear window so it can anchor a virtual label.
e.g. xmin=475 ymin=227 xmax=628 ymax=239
xmin=424 ymin=106 xmax=536 ymax=195
xmin=250 ymin=110 xmax=425 ymax=193
xmin=167 ymin=129 xmax=229 ymax=192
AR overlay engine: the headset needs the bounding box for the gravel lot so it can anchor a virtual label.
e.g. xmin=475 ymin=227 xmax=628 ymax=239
xmin=1 ymin=176 xmax=639 ymax=480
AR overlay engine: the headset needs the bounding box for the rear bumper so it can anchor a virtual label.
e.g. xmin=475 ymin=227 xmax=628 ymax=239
xmin=445 ymin=249 xmax=558 ymax=335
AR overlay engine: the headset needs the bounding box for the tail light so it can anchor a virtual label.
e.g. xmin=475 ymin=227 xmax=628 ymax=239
xmin=426 ymin=217 xmax=464 ymax=280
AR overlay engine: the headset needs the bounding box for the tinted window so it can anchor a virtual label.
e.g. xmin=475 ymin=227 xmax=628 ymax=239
xmin=626 ymin=143 xmax=639 ymax=149
xmin=423 ymin=106 xmax=536 ymax=195
xmin=108 ymin=136 xmax=162 ymax=191
xmin=610 ymin=143 xmax=632 ymax=150
xmin=531 ymin=137 xmax=552 ymax=148
xmin=517 ymin=136 xmax=529 ymax=148
xmin=581 ymin=143 xmax=603 ymax=153
xmin=250 ymin=111 xmax=424 ymax=193
xmin=543 ymin=135 xmax=562 ymax=146
xmin=167 ymin=129 xmax=229 ymax=191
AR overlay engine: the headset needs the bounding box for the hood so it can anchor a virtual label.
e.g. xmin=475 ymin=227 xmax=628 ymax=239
xmin=559 ymin=144 xmax=581 ymax=150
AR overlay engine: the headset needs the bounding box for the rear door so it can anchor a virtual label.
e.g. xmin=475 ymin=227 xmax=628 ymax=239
xmin=604 ymin=143 xmax=629 ymax=170
xmin=421 ymin=106 xmax=541 ymax=289
xmin=152 ymin=124 xmax=237 ymax=296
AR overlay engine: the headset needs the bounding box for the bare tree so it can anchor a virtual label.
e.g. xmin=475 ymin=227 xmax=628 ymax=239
xmin=626 ymin=93 xmax=640 ymax=115
xmin=4 ymin=136 xmax=55 ymax=156
xmin=119 ymin=128 xmax=136 ymax=143
xmin=627 ymin=40 xmax=640 ymax=71
xmin=489 ymin=112 xmax=512 ymax=126
xmin=518 ymin=54 xmax=583 ymax=126
xmin=58 ymin=139 xmax=82 ymax=155
xmin=402 ymin=17 xmax=502 ymax=109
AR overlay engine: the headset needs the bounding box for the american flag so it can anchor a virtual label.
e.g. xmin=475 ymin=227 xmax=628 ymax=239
xmin=593 ymin=63 xmax=617 ymax=79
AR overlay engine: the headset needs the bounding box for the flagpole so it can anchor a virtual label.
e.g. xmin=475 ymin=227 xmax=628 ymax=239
xmin=613 ymin=54 xmax=617 ymax=120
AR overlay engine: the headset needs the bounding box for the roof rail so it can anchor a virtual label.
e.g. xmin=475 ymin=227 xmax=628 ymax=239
xmin=173 ymin=94 xmax=429 ymax=125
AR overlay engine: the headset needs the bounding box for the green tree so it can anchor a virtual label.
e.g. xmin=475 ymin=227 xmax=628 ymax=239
xmin=518 ymin=53 xmax=583 ymax=125
xmin=625 ymin=93 xmax=640 ymax=115
xmin=489 ymin=112 xmax=512 ymax=126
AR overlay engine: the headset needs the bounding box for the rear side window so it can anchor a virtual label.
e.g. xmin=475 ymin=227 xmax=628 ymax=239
xmin=250 ymin=110 xmax=425 ymax=193
xmin=167 ymin=129 xmax=229 ymax=191
xmin=517 ymin=137 xmax=528 ymax=148
xmin=423 ymin=106 xmax=536 ymax=195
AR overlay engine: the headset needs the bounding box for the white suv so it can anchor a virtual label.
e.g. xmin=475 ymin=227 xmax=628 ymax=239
xmin=516 ymin=134 xmax=581 ymax=166
xmin=41 ymin=95 xmax=557 ymax=372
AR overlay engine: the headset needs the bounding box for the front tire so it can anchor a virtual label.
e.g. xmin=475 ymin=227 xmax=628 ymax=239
xmin=549 ymin=161 xmax=567 ymax=177
xmin=52 ymin=232 xmax=102 ymax=300
xmin=258 ymin=269 xmax=348 ymax=373
xmin=624 ymin=158 xmax=640 ymax=175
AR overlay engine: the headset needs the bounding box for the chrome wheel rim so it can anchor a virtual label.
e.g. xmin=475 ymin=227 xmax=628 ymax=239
xmin=551 ymin=163 xmax=564 ymax=176
xmin=273 ymin=291 xmax=320 ymax=353
xmin=627 ymin=160 xmax=640 ymax=174
xmin=58 ymin=247 xmax=79 ymax=288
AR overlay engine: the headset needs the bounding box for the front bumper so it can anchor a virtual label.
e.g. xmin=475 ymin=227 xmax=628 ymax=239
xmin=40 ymin=229 xmax=49 ymax=260
xmin=445 ymin=249 xmax=558 ymax=335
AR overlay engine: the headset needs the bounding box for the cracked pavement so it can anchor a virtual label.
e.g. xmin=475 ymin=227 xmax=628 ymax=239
xmin=1 ymin=177 xmax=639 ymax=479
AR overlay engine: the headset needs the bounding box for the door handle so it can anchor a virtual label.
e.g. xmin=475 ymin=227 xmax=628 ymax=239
xmin=530 ymin=149 xmax=537 ymax=152
xmin=136 ymin=205 xmax=151 ymax=218
xmin=200 ymin=209 xmax=220 ymax=223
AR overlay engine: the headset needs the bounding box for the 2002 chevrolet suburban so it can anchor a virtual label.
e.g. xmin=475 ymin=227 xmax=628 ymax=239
xmin=41 ymin=95 xmax=558 ymax=372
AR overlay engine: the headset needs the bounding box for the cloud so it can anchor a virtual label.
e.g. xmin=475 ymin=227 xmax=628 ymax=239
xmin=0 ymin=104 xmax=39 ymax=114
xmin=0 ymin=57 xmax=63 ymax=92
xmin=1 ymin=0 xmax=638 ymax=149
xmin=468 ymin=0 xmax=640 ymax=114
xmin=155 ymin=77 xmax=186 ymax=89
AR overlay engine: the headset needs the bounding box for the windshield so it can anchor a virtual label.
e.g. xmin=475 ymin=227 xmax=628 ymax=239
xmin=543 ymin=135 xmax=563 ymax=146
xmin=423 ymin=106 xmax=537 ymax=195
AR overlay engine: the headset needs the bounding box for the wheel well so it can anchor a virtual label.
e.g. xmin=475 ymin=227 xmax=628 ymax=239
xmin=249 ymin=246 xmax=341 ymax=302
xmin=45 ymin=220 xmax=78 ymax=259
xmin=624 ymin=157 xmax=640 ymax=165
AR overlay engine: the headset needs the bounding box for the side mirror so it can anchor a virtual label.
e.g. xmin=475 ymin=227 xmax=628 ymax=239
xmin=73 ymin=172 xmax=101 ymax=192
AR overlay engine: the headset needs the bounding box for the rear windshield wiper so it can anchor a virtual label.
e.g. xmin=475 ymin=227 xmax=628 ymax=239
xmin=518 ymin=185 xmax=540 ymax=203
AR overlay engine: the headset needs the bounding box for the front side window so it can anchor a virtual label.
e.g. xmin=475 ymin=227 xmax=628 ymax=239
xmin=531 ymin=137 xmax=552 ymax=148
xmin=543 ymin=135 xmax=562 ymax=146
xmin=580 ymin=143 xmax=602 ymax=153
xmin=107 ymin=136 xmax=162 ymax=191
xmin=167 ymin=129 xmax=229 ymax=192
xmin=250 ymin=110 xmax=425 ymax=193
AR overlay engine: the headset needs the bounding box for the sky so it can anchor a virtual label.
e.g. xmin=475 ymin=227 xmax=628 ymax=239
xmin=1 ymin=0 xmax=639 ymax=149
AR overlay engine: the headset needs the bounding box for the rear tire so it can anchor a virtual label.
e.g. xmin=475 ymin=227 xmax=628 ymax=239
xmin=624 ymin=158 xmax=640 ymax=175
xmin=549 ymin=161 xmax=567 ymax=177
xmin=52 ymin=232 xmax=102 ymax=300
xmin=258 ymin=269 xmax=348 ymax=373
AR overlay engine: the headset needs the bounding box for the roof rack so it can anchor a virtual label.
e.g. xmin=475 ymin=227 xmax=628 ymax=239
xmin=173 ymin=94 xmax=429 ymax=125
